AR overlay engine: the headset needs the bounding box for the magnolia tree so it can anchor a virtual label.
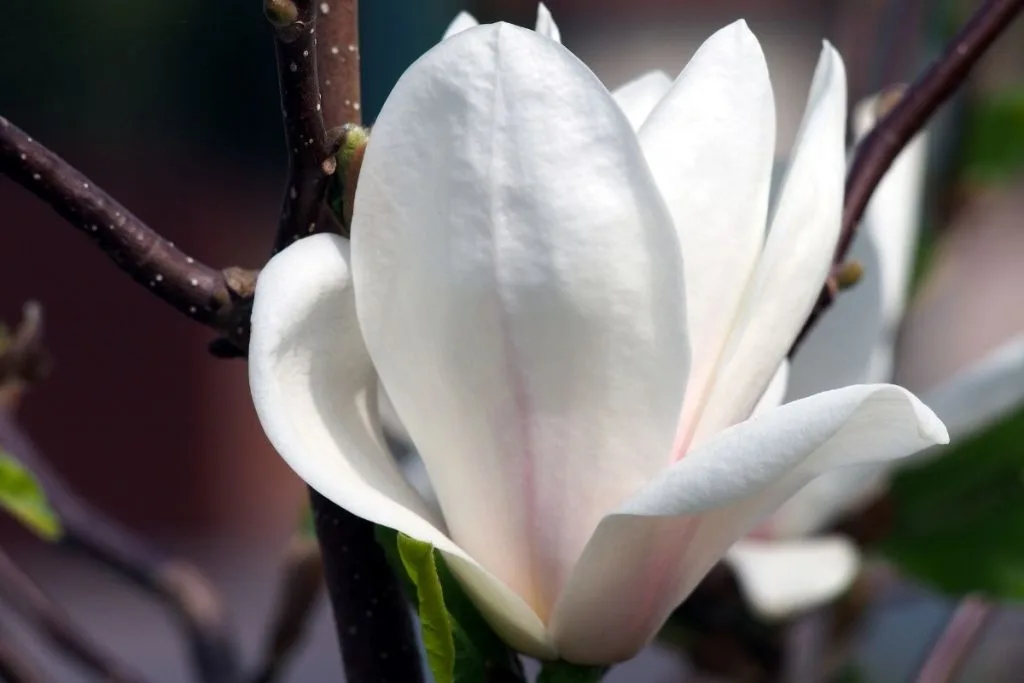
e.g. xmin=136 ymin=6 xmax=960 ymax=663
xmin=1 ymin=1 xmax=1023 ymax=682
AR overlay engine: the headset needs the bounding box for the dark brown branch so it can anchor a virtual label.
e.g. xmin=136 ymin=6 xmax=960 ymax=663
xmin=0 ymin=545 xmax=146 ymax=683
xmin=309 ymin=490 xmax=424 ymax=683
xmin=0 ymin=410 xmax=240 ymax=683
xmin=914 ymin=598 xmax=993 ymax=683
xmin=0 ymin=118 xmax=253 ymax=343
xmin=793 ymin=0 xmax=1024 ymax=351
xmin=316 ymin=0 xmax=362 ymax=129
xmin=267 ymin=0 xmax=335 ymax=252
xmin=271 ymin=2 xmax=423 ymax=680
xmin=249 ymin=536 xmax=324 ymax=683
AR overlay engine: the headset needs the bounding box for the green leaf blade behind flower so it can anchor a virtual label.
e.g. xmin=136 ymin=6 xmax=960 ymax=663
xmin=397 ymin=533 xmax=456 ymax=683
xmin=0 ymin=451 xmax=61 ymax=541
xmin=882 ymin=405 xmax=1024 ymax=598
xmin=375 ymin=527 xmax=526 ymax=683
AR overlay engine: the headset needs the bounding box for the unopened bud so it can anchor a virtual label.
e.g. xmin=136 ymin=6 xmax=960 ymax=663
xmin=327 ymin=124 xmax=369 ymax=233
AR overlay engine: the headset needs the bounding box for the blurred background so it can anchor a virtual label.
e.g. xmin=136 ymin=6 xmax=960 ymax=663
xmin=1 ymin=0 xmax=1023 ymax=680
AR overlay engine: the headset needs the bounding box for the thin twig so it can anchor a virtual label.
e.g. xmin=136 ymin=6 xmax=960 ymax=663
xmin=0 ymin=302 xmax=50 ymax=410
xmin=248 ymin=536 xmax=324 ymax=683
xmin=267 ymin=0 xmax=335 ymax=251
xmin=793 ymin=0 xmax=1024 ymax=350
xmin=914 ymin=598 xmax=993 ymax=683
xmin=0 ymin=117 xmax=257 ymax=354
xmin=316 ymin=0 xmax=362 ymax=129
xmin=0 ymin=410 xmax=240 ymax=683
xmin=0 ymin=545 xmax=146 ymax=683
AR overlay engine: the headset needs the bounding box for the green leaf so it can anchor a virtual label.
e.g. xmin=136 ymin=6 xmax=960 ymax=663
xmin=881 ymin=405 xmax=1024 ymax=598
xmin=537 ymin=661 xmax=607 ymax=683
xmin=0 ymin=452 xmax=61 ymax=541
xmin=375 ymin=527 xmax=525 ymax=683
xmin=962 ymin=91 xmax=1024 ymax=184
xmin=397 ymin=534 xmax=456 ymax=683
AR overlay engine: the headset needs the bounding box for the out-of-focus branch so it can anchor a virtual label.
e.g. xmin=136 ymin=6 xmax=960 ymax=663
xmin=0 ymin=619 xmax=50 ymax=683
xmin=914 ymin=598 xmax=993 ymax=683
xmin=248 ymin=536 xmax=324 ymax=683
xmin=0 ymin=310 xmax=240 ymax=683
xmin=793 ymin=0 xmax=1024 ymax=351
xmin=0 ymin=413 xmax=240 ymax=683
xmin=316 ymin=0 xmax=362 ymax=129
xmin=668 ymin=564 xmax=784 ymax=682
xmin=0 ymin=118 xmax=257 ymax=355
xmin=0 ymin=302 xmax=50 ymax=409
xmin=782 ymin=609 xmax=829 ymax=683
xmin=0 ymin=545 xmax=145 ymax=683
xmin=266 ymin=0 xmax=336 ymax=252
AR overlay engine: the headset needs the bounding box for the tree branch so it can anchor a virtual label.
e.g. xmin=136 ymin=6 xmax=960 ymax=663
xmin=266 ymin=0 xmax=335 ymax=252
xmin=793 ymin=0 xmax=1024 ymax=350
xmin=248 ymin=536 xmax=324 ymax=683
xmin=914 ymin=598 xmax=993 ymax=683
xmin=272 ymin=2 xmax=423 ymax=681
xmin=309 ymin=490 xmax=423 ymax=683
xmin=0 ymin=545 xmax=146 ymax=683
xmin=0 ymin=117 xmax=256 ymax=353
xmin=0 ymin=409 xmax=240 ymax=683
xmin=2 ymin=2 xmax=419 ymax=681
xmin=316 ymin=0 xmax=362 ymax=129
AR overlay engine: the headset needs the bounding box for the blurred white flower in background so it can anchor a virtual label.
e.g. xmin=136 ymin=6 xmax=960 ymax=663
xmin=727 ymin=92 xmax=1024 ymax=621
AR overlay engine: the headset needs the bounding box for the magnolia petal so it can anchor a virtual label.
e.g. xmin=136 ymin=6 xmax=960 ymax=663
xmin=726 ymin=537 xmax=860 ymax=620
xmin=351 ymin=23 xmax=688 ymax=620
xmin=611 ymin=70 xmax=672 ymax=130
xmin=788 ymin=95 xmax=928 ymax=399
xmin=922 ymin=334 xmax=1024 ymax=442
xmin=637 ymin=21 xmax=775 ymax=451
xmin=697 ymin=44 xmax=847 ymax=441
xmin=550 ymin=384 xmax=945 ymax=663
xmin=765 ymin=462 xmax=889 ymax=537
xmin=535 ymin=2 xmax=561 ymax=42
xmin=248 ymin=234 xmax=553 ymax=657
xmin=753 ymin=361 xmax=790 ymax=417
xmin=443 ymin=11 xmax=479 ymax=40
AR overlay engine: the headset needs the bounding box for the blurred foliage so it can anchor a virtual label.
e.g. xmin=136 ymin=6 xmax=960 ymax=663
xmin=882 ymin=405 xmax=1024 ymax=599
xmin=376 ymin=527 xmax=527 ymax=683
xmin=0 ymin=451 xmax=61 ymax=541
xmin=960 ymin=92 xmax=1024 ymax=185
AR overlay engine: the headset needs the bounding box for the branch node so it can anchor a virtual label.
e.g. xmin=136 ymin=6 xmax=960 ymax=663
xmin=265 ymin=0 xmax=300 ymax=29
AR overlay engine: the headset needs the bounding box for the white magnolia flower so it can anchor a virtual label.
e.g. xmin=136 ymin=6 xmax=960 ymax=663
xmin=248 ymin=10 xmax=947 ymax=664
xmin=727 ymin=94 xmax=1024 ymax=621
